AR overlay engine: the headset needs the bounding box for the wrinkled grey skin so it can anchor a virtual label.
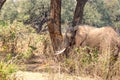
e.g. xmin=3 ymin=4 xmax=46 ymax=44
xmin=65 ymin=25 xmax=120 ymax=79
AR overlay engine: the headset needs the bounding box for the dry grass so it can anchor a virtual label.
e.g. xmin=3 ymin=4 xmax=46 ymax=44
xmin=0 ymin=22 xmax=120 ymax=80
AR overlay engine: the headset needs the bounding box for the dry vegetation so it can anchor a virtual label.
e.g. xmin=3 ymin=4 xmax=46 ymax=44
xmin=0 ymin=22 xmax=120 ymax=80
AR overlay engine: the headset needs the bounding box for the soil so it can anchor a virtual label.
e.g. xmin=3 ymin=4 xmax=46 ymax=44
xmin=12 ymin=71 xmax=101 ymax=80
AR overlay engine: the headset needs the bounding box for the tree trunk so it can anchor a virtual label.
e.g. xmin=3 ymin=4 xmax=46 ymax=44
xmin=48 ymin=0 xmax=65 ymax=54
xmin=72 ymin=0 xmax=88 ymax=26
xmin=0 ymin=0 xmax=6 ymax=10
xmin=64 ymin=0 xmax=88 ymax=57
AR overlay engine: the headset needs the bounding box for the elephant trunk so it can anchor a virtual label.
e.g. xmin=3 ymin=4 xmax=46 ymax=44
xmin=55 ymin=26 xmax=77 ymax=55
xmin=64 ymin=26 xmax=76 ymax=47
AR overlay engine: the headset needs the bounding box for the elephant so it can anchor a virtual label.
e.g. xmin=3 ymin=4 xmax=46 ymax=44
xmin=65 ymin=25 xmax=120 ymax=80
xmin=66 ymin=25 xmax=120 ymax=51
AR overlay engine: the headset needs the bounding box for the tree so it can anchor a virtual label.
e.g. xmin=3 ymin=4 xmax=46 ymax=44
xmin=22 ymin=0 xmax=50 ymax=33
xmin=72 ymin=0 xmax=88 ymax=26
xmin=1 ymin=0 xmax=18 ymax=23
xmin=0 ymin=0 xmax=6 ymax=10
xmin=48 ymin=0 xmax=65 ymax=54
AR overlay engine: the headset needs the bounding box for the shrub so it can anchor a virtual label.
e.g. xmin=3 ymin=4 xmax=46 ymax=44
xmin=0 ymin=61 xmax=18 ymax=80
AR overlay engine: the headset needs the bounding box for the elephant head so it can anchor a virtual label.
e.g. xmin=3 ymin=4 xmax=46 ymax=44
xmin=65 ymin=25 xmax=96 ymax=47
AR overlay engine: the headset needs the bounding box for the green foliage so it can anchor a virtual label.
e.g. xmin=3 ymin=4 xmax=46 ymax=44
xmin=75 ymin=47 xmax=99 ymax=64
xmin=0 ymin=0 xmax=50 ymax=25
xmin=83 ymin=0 xmax=120 ymax=28
xmin=0 ymin=20 xmax=8 ymax=27
xmin=1 ymin=0 xmax=120 ymax=30
xmin=6 ymin=53 xmax=12 ymax=61
xmin=0 ymin=61 xmax=18 ymax=80
xmin=61 ymin=0 xmax=76 ymax=23
xmin=21 ymin=0 xmax=50 ymax=25
xmin=0 ymin=0 xmax=18 ymax=23
xmin=83 ymin=2 xmax=103 ymax=27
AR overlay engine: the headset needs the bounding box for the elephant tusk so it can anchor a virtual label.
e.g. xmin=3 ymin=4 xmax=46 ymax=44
xmin=54 ymin=48 xmax=66 ymax=55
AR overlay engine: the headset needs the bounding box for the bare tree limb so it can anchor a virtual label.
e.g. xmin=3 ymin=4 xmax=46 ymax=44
xmin=72 ymin=0 xmax=88 ymax=26
xmin=0 ymin=0 xmax=6 ymax=10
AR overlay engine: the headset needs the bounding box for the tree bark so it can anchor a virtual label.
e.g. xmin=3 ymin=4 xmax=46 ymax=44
xmin=0 ymin=0 xmax=6 ymax=10
xmin=72 ymin=0 xmax=88 ymax=26
xmin=48 ymin=0 xmax=64 ymax=54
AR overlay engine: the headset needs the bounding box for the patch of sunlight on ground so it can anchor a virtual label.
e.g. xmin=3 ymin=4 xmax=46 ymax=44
xmin=11 ymin=71 xmax=102 ymax=80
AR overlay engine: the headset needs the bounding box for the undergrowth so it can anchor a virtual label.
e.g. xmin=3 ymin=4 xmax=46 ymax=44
xmin=0 ymin=22 xmax=119 ymax=80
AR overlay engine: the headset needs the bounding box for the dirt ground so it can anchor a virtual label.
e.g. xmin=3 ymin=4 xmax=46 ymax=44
xmin=10 ymin=54 xmax=102 ymax=80
xmin=12 ymin=71 xmax=101 ymax=80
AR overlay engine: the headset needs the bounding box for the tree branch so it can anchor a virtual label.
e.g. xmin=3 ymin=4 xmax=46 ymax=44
xmin=0 ymin=0 xmax=6 ymax=10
